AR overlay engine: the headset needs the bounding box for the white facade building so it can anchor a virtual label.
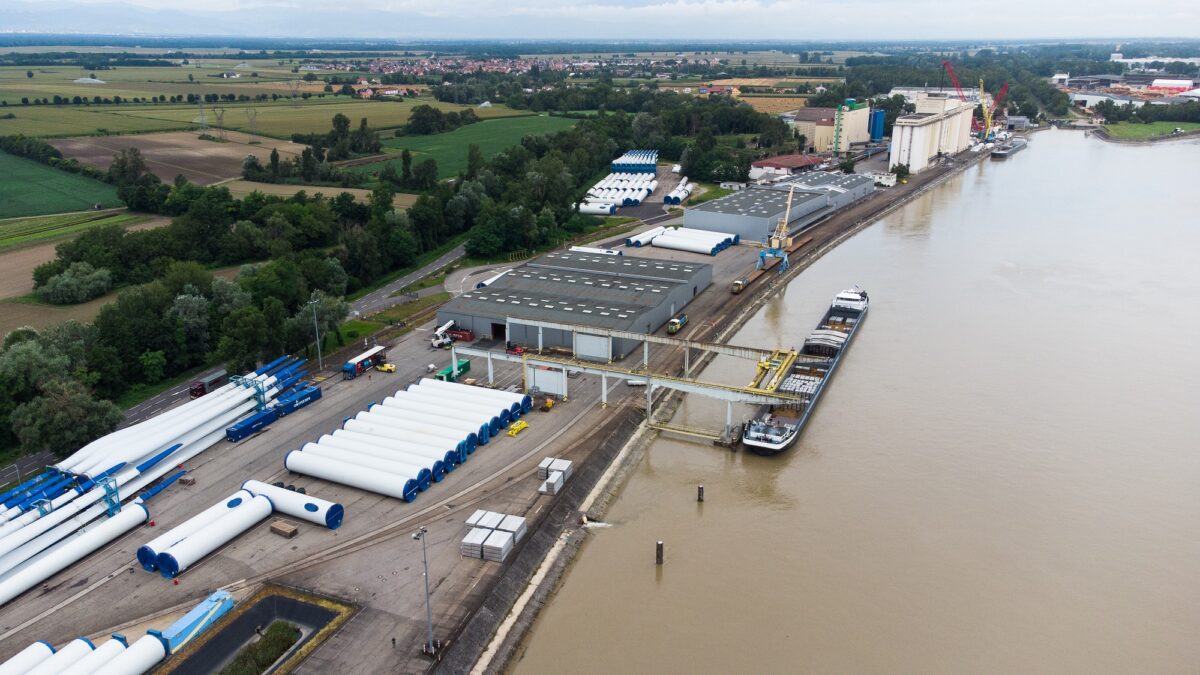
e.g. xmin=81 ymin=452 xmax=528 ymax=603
xmin=887 ymin=94 xmax=975 ymax=174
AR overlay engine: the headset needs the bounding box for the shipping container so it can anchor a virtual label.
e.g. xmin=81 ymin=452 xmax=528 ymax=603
xmin=225 ymin=408 xmax=278 ymax=442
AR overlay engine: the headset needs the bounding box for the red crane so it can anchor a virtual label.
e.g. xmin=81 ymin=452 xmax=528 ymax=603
xmin=941 ymin=60 xmax=967 ymax=101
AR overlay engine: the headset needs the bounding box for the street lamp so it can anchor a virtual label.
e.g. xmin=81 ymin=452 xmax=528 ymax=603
xmin=413 ymin=526 xmax=434 ymax=655
xmin=308 ymin=299 xmax=324 ymax=371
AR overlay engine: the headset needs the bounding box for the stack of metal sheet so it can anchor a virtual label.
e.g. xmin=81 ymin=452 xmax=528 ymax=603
xmin=464 ymin=509 xmax=487 ymax=533
xmin=482 ymin=530 xmax=514 ymax=562
xmin=548 ymin=459 xmax=573 ymax=481
xmin=537 ymin=457 xmax=555 ymax=480
xmin=778 ymin=374 xmax=822 ymax=395
xmin=477 ymin=511 xmax=504 ymax=531
xmin=497 ymin=515 xmax=528 ymax=543
xmin=539 ymin=471 xmax=565 ymax=495
xmin=461 ymin=527 xmax=489 ymax=558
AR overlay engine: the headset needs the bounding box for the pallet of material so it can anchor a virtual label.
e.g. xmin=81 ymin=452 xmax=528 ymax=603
xmin=465 ymin=509 xmax=487 ymax=533
xmin=482 ymin=530 xmax=514 ymax=562
xmin=539 ymin=471 xmax=565 ymax=495
xmin=497 ymin=515 xmax=528 ymax=543
xmin=477 ymin=511 xmax=505 ymax=530
xmin=270 ymin=520 xmax=299 ymax=539
xmin=537 ymin=458 xmax=555 ymax=480
xmin=461 ymin=527 xmax=489 ymax=558
xmin=548 ymin=458 xmax=573 ymax=481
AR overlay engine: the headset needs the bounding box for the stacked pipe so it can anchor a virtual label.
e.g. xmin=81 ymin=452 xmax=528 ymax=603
xmin=611 ymin=149 xmax=658 ymax=174
xmin=283 ymin=379 xmax=529 ymax=505
xmin=155 ymin=495 xmax=272 ymax=579
xmin=584 ymin=170 xmax=657 ymax=210
xmin=59 ymin=635 xmax=127 ymax=675
xmin=664 ymin=177 xmax=692 ymax=205
xmin=625 ymin=226 xmax=666 ymax=247
xmin=19 ymin=637 xmax=94 ymax=675
xmin=650 ymin=227 xmax=738 ymax=256
xmin=0 ymin=356 xmax=302 ymax=608
xmin=576 ymin=203 xmax=616 ymax=216
xmin=91 ymin=633 xmax=167 ymax=675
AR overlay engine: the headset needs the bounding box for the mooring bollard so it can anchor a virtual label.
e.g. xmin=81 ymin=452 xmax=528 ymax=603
xmin=656 ymin=540 xmax=664 ymax=565
xmin=697 ymin=485 xmax=705 ymax=502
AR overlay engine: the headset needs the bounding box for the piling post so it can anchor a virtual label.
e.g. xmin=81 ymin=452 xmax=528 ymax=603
xmin=656 ymin=541 xmax=664 ymax=565
xmin=697 ymin=485 xmax=704 ymax=502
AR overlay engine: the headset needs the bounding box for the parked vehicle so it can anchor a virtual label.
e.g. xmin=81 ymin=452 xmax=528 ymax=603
xmin=667 ymin=314 xmax=688 ymax=335
xmin=505 ymin=342 xmax=527 ymax=356
xmin=435 ymin=359 xmax=471 ymax=382
xmin=189 ymin=369 xmax=228 ymax=399
xmin=378 ymin=363 xmax=396 ymax=373
xmin=342 ymin=346 xmax=387 ymax=379
xmin=506 ymin=420 xmax=529 ymax=437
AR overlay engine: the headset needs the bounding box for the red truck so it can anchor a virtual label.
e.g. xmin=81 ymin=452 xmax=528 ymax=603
xmin=189 ymin=369 xmax=228 ymax=398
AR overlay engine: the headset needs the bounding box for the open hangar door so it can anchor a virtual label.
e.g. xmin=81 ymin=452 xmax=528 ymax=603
xmin=527 ymin=364 xmax=566 ymax=396
xmin=573 ymin=332 xmax=611 ymax=362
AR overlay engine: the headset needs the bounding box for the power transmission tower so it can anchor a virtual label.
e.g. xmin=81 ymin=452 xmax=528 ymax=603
xmin=197 ymin=99 xmax=207 ymax=132
xmin=214 ymin=107 xmax=226 ymax=140
xmin=287 ymin=80 xmax=301 ymax=107
xmin=245 ymin=108 xmax=258 ymax=141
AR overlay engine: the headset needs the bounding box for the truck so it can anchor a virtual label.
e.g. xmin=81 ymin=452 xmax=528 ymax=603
xmin=189 ymin=369 xmax=228 ymax=399
xmin=435 ymin=359 xmax=471 ymax=382
xmin=431 ymin=320 xmax=476 ymax=348
xmin=667 ymin=314 xmax=688 ymax=335
xmin=731 ymin=236 xmax=814 ymax=294
xmin=342 ymin=345 xmax=387 ymax=379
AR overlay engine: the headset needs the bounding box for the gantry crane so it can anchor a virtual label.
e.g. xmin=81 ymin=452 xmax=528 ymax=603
xmin=758 ymin=185 xmax=795 ymax=273
xmin=979 ymin=79 xmax=1009 ymax=140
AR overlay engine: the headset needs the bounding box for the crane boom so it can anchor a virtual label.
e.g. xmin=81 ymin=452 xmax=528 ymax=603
xmin=941 ymin=60 xmax=967 ymax=101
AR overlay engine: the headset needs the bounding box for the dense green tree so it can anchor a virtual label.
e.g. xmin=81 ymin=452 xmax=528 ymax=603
xmin=139 ymin=350 xmax=166 ymax=383
xmin=217 ymin=305 xmax=271 ymax=373
xmin=10 ymin=379 xmax=122 ymax=459
xmin=466 ymin=143 xmax=484 ymax=179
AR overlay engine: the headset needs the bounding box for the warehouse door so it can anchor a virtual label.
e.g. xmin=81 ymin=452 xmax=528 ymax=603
xmin=528 ymin=365 xmax=565 ymax=396
xmin=491 ymin=322 xmax=506 ymax=342
xmin=574 ymin=332 xmax=610 ymax=362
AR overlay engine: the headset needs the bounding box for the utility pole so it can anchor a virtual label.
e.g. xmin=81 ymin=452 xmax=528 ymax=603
xmin=310 ymin=300 xmax=324 ymax=371
xmin=413 ymin=526 xmax=434 ymax=655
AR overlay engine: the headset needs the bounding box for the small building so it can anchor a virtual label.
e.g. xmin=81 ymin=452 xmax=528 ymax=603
xmin=786 ymin=104 xmax=871 ymax=154
xmin=1180 ymin=88 xmax=1200 ymax=101
xmin=1005 ymin=116 xmax=1031 ymax=130
xmin=220 ymin=71 xmax=241 ymax=79
xmin=1149 ymin=78 xmax=1195 ymax=93
xmin=1070 ymin=92 xmax=1145 ymax=109
xmin=888 ymin=86 xmax=981 ymax=104
xmin=1051 ymin=73 xmax=1070 ymax=85
xmin=719 ymin=181 xmax=747 ymax=191
xmin=357 ymin=88 xmax=374 ymax=98
xmin=436 ymin=251 xmax=712 ymax=360
xmin=683 ymin=172 xmax=874 ymax=241
xmin=749 ymin=154 xmax=824 ymax=181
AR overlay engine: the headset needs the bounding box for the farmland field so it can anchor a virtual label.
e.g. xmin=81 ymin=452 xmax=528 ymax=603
xmin=361 ymin=115 xmax=576 ymax=178
xmin=100 ymin=98 xmax=527 ymax=138
xmin=742 ymin=96 xmax=811 ymax=114
xmin=0 ymin=106 xmax=187 ymax=136
xmin=51 ymin=130 xmax=305 ymax=185
xmin=0 ymin=152 xmax=122 ymax=218
xmin=0 ymin=211 xmax=148 ymax=252
xmin=220 ymin=180 xmax=418 ymax=208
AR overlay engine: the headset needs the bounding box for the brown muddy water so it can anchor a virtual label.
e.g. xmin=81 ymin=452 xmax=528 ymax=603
xmin=512 ymin=129 xmax=1200 ymax=674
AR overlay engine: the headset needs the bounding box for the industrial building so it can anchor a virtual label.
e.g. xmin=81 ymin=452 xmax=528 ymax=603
xmin=436 ymin=251 xmax=712 ymax=360
xmin=784 ymin=102 xmax=871 ymax=154
xmin=887 ymin=93 xmax=975 ymax=174
xmin=749 ymin=154 xmax=824 ymax=181
xmin=888 ymin=86 xmax=981 ymax=104
xmin=682 ymin=172 xmax=875 ymax=242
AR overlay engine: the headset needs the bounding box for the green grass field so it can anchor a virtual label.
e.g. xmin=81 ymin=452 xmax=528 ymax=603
xmin=361 ymin=115 xmax=576 ymax=178
xmin=1104 ymin=121 xmax=1200 ymax=140
xmin=0 ymin=211 xmax=147 ymax=251
xmin=0 ymin=96 xmax=528 ymax=138
xmin=0 ymin=152 xmax=122 ymax=218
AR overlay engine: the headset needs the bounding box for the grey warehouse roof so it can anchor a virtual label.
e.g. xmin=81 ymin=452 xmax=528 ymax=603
xmin=775 ymin=171 xmax=874 ymax=193
xmin=689 ymin=186 xmax=827 ymax=217
xmin=445 ymin=287 xmax=650 ymax=331
xmin=530 ymin=251 xmax=704 ymax=284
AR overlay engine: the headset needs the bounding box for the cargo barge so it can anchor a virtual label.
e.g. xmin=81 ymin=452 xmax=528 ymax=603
xmin=741 ymin=287 xmax=868 ymax=455
xmin=990 ymin=137 xmax=1027 ymax=159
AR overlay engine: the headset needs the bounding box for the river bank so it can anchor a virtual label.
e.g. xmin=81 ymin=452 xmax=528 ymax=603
xmin=451 ymin=146 xmax=996 ymax=674
xmin=510 ymin=128 xmax=1200 ymax=674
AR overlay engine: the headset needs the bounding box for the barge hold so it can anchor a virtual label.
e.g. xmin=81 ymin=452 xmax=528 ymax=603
xmin=741 ymin=287 xmax=868 ymax=455
xmin=990 ymin=137 xmax=1027 ymax=160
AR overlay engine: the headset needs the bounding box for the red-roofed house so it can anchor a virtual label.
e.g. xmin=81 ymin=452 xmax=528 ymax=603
xmin=750 ymin=154 xmax=824 ymax=180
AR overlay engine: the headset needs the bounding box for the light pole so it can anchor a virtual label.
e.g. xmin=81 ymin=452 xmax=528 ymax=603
xmin=413 ymin=526 xmax=434 ymax=655
xmin=309 ymin=300 xmax=324 ymax=371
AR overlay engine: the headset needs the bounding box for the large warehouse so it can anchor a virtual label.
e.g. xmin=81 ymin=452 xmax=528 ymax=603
xmin=887 ymin=93 xmax=975 ymax=174
xmin=682 ymin=172 xmax=875 ymax=241
xmin=437 ymin=251 xmax=712 ymax=361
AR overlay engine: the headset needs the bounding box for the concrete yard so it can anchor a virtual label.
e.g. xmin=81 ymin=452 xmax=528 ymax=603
xmin=0 ymin=157 xmax=971 ymax=670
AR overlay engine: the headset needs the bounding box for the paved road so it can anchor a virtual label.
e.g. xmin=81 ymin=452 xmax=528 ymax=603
xmin=350 ymin=244 xmax=465 ymax=317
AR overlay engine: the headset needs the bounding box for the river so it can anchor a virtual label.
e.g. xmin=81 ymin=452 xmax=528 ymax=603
xmin=511 ymin=129 xmax=1200 ymax=674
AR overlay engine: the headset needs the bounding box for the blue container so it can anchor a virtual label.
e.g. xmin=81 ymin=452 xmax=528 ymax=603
xmin=869 ymin=109 xmax=886 ymax=143
xmin=226 ymin=408 xmax=279 ymax=442
xmin=276 ymin=386 xmax=322 ymax=416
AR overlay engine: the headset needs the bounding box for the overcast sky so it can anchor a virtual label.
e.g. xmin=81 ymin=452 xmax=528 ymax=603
xmin=3 ymin=0 xmax=1198 ymax=40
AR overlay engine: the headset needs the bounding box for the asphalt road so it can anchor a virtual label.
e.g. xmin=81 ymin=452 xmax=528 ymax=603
xmin=351 ymin=244 xmax=465 ymax=317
